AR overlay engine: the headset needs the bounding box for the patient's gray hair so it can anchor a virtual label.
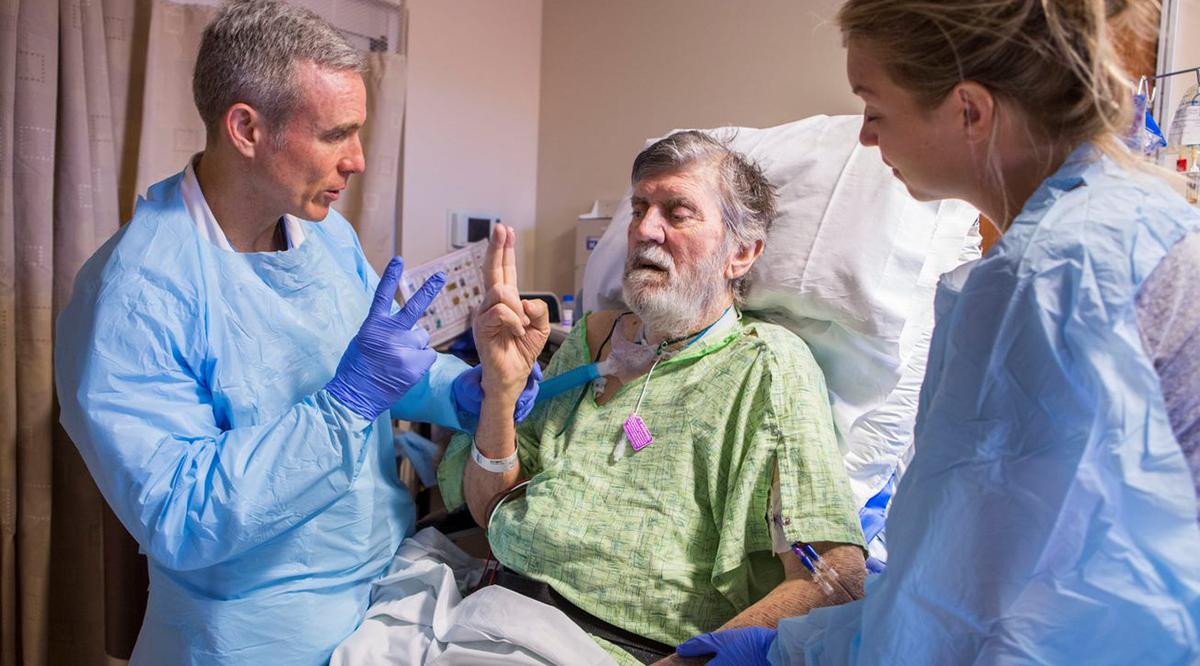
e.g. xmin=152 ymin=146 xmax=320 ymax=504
xmin=630 ymin=130 xmax=776 ymax=302
xmin=193 ymin=0 xmax=365 ymax=135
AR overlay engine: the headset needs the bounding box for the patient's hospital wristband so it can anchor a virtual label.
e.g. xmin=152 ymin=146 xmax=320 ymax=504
xmin=471 ymin=440 xmax=518 ymax=473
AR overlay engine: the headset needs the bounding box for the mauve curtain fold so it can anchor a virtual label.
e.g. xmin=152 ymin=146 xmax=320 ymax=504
xmin=3 ymin=0 xmax=60 ymax=664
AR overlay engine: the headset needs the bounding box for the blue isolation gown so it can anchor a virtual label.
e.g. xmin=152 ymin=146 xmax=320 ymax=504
xmin=770 ymin=147 xmax=1200 ymax=664
xmin=55 ymin=170 xmax=469 ymax=665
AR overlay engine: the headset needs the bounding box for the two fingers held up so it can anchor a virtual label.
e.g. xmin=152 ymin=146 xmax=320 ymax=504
xmin=474 ymin=224 xmax=550 ymax=396
xmin=327 ymin=256 xmax=446 ymax=420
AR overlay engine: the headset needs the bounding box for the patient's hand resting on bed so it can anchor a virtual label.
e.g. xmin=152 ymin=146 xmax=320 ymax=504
xmin=464 ymin=225 xmax=549 ymax=526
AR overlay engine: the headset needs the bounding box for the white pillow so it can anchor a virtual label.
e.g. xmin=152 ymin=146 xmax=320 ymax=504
xmin=581 ymin=115 xmax=980 ymax=507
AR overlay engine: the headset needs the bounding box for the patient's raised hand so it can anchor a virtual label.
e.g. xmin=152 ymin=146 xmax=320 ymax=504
xmin=474 ymin=225 xmax=549 ymax=399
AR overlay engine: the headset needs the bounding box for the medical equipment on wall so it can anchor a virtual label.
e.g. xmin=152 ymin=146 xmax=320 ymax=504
xmin=448 ymin=211 xmax=500 ymax=250
xmin=399 ymin=241 xmax=488 ymax=347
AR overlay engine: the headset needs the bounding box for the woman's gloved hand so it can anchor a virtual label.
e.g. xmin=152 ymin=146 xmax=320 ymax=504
xmin=326 ymin=257 xmax=445 ymax=420
xmin=675 ymin=627 xmax=777 ymax=666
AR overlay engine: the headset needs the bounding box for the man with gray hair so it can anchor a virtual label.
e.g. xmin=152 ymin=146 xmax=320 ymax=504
xmin=54 ymin=1 xmax=534 ymax=664
xmin=436 ymin=131 xmax=866 ymax=664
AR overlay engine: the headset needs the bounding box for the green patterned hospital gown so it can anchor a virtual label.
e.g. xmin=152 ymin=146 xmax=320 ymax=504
xmin=439 ymin=313 xmax=863 ymax=660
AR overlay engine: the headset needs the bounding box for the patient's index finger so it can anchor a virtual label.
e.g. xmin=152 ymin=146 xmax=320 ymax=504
xmin=394 ymin=272 xmax=445 ymax=330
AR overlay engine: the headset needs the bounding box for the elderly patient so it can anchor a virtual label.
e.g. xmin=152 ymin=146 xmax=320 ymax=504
xmin=439 ymin=131 xmax=865 ymax=664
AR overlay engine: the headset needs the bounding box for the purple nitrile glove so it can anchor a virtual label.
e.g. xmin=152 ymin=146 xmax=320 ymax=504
xmin=326 ymin=257 xmax=446 ymax=421
xmin=676 ymin=627 xmax=776 ymax=666
xmin=452 ymin=362 xmax=542 ymax=432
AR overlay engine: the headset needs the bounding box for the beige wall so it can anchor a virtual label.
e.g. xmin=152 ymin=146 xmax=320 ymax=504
xmin=534 ymin=0 xmax=861 ymax=294
xmin=401 ymin=0 xmax=543 ymax=286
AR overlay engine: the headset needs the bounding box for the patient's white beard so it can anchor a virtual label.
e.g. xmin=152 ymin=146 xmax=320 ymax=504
xmin=622 ymin=242 xmax=729 ymax=339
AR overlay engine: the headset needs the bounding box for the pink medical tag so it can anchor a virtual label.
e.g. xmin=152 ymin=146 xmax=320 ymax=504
xmin=623 ymin=414 xmax=654 ymax=451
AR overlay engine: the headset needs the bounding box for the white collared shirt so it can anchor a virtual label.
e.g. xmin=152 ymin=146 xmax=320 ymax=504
xmin=180 ymin=154 xmax=307 ymax=251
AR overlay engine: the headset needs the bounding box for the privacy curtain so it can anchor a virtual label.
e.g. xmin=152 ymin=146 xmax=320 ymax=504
xmin=0 ymin=1 xmax=407 ymax=663
xmin=338 ymin=50 xmax=407 ymax=273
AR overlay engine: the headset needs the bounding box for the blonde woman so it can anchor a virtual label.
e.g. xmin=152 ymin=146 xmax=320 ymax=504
xmin=676 ymin=1 xmax=1200 ymax=664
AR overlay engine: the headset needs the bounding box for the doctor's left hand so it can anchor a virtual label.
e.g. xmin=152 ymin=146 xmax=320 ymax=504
xmin=326 ymin=256 xmax=445 ymax=420
xmin=674 ymin=627 xmax=776 ymax=666
xmin=474 ymin=225 xmax=549 ymax=399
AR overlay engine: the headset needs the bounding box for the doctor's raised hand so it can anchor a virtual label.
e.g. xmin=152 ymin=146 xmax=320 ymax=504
xmin=325 ymin=257 xmax=446 ymax=420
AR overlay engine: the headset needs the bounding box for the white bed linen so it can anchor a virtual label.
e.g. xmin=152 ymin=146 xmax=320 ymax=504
xmin=331 ymin=528 xmax=616 ymax=666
